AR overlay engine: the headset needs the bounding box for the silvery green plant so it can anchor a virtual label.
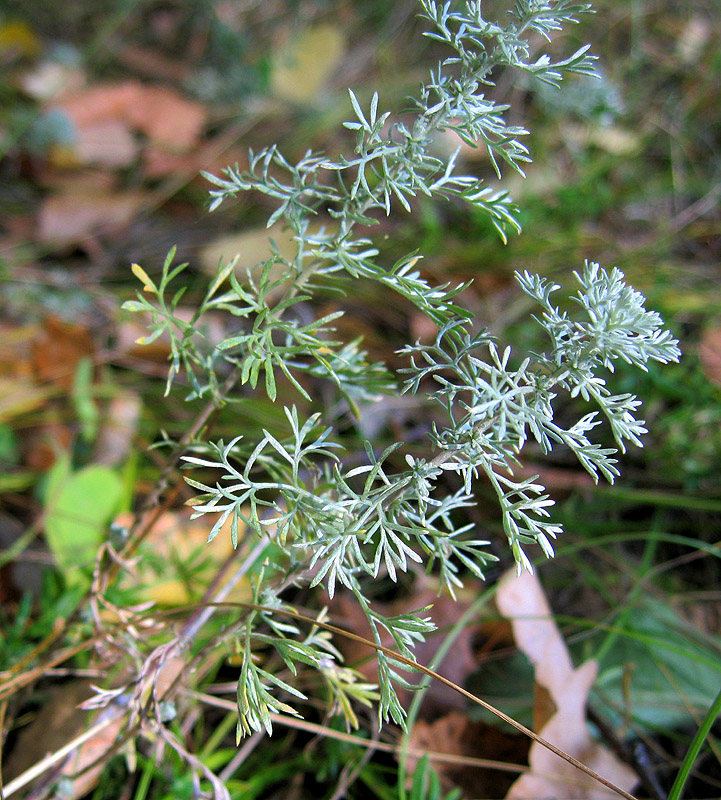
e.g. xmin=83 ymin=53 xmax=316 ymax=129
xmin=124 ymin=0 xmax=680 ymax=739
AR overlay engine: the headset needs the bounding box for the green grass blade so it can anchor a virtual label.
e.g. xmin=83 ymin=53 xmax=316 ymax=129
xmin=667 ymin=685 xmax=721 ymax=800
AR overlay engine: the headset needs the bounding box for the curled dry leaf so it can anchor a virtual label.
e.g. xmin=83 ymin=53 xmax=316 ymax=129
xmin=496 ymin=569 xmax=638 ymax=800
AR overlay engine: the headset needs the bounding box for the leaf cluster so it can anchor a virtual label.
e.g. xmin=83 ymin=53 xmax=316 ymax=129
xmin=124 ymin=0 xmax=680 ymax=737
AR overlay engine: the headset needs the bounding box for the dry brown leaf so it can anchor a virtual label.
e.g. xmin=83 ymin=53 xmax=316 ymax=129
xmin=126 ymin=84 xmax=207 ymax=151
xmin=37 ymin=188 xmax=147 ymax=247
xmin=57 ymin=80 xmax=207 ymax=154
xmin=93 ymin=390 xmax=142 ymax=466
xmin=142 ymin=141 xmax=247 ymax=180
xmin=72 ymin=119 xmax=138 ymax=168
xmin=408 ymin=711 xmax=527 ymax=799
xmin=699 ymin=326 xmax=721 ymax=387
xmin=496 ymin=570 xmax=638 ymax=800
xmin=58 ymin=81 xmax=142 ymax=127
xmin=31 ymin=316 xmax=94 ymax=389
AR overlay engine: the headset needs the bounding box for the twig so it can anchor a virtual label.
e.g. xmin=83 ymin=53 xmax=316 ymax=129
xmin=588 ymin=705 xmax=665 ymax=800
xmin=188 ymin=690 xmax=529 ymax=775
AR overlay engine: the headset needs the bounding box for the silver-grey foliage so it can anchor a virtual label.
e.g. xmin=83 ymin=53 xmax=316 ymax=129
xmin=124 ymin=0 xmax=680 ymax=739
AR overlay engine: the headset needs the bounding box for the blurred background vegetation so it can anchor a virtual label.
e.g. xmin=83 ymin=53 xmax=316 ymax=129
xmin=1 ymin=1 xmax=720 ymax=798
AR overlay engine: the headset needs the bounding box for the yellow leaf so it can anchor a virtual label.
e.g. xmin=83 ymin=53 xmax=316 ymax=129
xmin=0 ymin=20 xmax=42 ymax=60
xmin=271 ymin=25 xmax=345 ymax=103
xmin=131 ymin=262 xmax=155 ymax=292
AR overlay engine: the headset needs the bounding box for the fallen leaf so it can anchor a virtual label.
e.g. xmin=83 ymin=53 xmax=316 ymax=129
xmin=37 ymin=188 xmax=147 ymax=247
xmin=699 ymin=326 xmax=721 ymax=387
xmin=496 ymin=569 xmax=638 ymax=800
xmin=114 ymin=508 xmax=253 ymax=606
xmin=408 ymin=711 xmax=528 ymax=799
xmin=93 ymin=389 xmax=142 ymax=466
xmin=271 ymin=25 xmax=345 ymax=103
xmin=127 ymin=84 xmax=207 ymax=151
xmin=142 ymin=141 xmax=247 ymax=179
xmin=31 ymin=315 xmax=95 ymax=389
xmin=56 ymin=80 xmax=208 ymax=154
xmin=22 ymin=411 xmax=74 ymax=472
xmin=72 ymin=119 xmax=138 ymax=168
xmin=57 ymin=81 xmax=141 ymax=128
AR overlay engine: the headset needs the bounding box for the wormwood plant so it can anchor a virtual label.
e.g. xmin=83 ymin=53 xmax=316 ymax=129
xmin=125 ymin=1 xmax=680 ymax=739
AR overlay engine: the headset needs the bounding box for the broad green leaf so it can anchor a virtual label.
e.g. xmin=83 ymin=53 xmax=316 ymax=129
xmin=45 ymin=457 xmax=123 ymax=587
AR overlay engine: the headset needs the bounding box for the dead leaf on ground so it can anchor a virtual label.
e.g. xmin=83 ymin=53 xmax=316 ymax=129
xmin=72 ymin=118 xmax=138 ymax=168
xmin=199 ymin=220 xmax=338 ymax=303
xmin=142 ymin=141 xmax=247 ymax=180
xmin=93 ymin=389 xmax=142 ymax=466
xmin=56 ymin=80 xmax=208 ymax=157
xmin=271 ymin=24 xmax=346 ymax=103
xmin=496 ymin=569 xmax=638 ymax=800
xmin=127 ymin=84 xmax=207 ymax=151
xmin=31 ymin=316 xmax=94 ymax=389
xmin=114 ymin=508 xmax=252 ymax=607
xmin=408 ymin=711 xmax=528 ymax=799
xmin=699 ymin=325 xmax=721 ymax=387
xmin=37 ymin=187 xmax=148 ymax=247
